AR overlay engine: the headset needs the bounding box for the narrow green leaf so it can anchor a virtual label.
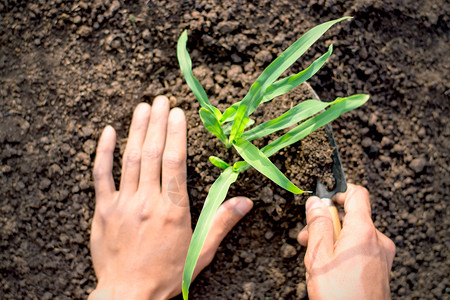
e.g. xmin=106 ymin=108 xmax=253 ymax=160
xmin=229 ymin=84 xmax=256 ymax=141
xmin=209 ymin=156 xmax=231 ymax=169
xmin=223 ymin=117 xmax=254 ymax=136
xmin=230 ymin=96 xmax=368 ymax=172
xmin=221 ymin=45 xmax=332 ymax=123
xmin=229 ymin=17 xmax=351 ymax=141
xmin=221 ymin=101 xmax=240 ymax=124
xmin=262 ymin=94 xmax=369 ymax=157
xmin=233 ymin=138 xmax=306 ymax=194
xmin=199 ymin=108 xmax=229 ymax=147
xmin=182 ymin=167 xmax=239 ymax=299
xmin=221 ymin=120 xmax=233 ymax=135
xmin=261 ymin=45 xmax=333 ymax=103
xmin=232 ymin=161 xmax=248 ymax=172
xmin=177 ymin=30 xmax=222 ymax=120
xmin=242 ymin=99 xmax=329 ymax=141
xmin=229 ymin=102 xmax=250 ymax=141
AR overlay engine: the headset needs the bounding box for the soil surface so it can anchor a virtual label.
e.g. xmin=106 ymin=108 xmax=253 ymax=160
xmin=1 ymin=0 xmax=449 ymax=299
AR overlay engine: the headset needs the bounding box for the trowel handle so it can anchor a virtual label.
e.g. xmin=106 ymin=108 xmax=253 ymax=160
xmin=321 ymin=198 xmax=341 ymax=243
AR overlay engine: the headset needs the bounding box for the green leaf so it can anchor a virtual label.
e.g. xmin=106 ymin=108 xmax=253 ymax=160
xmin=199 ymin=108 xmax=229 ymax=147
xmin=261 ymin=45 xmax=333 ymax=103
xmin=242 ymin=99 xmax=329 ymax=141
xmin=229 ymin=83 xmax=257 ymax=141
xmin=177 ymin=30 xmax=222 ymax=120
xmin=221 ymin=121 xmax=232 ymax=135
xmin=232 ymin=161 xmax=248 ymax=172
xmin=182 ymin=167 xmax=239 ymax=299
xmin=262 ymin=94 xmax=369 ymax=157
xmin=229 ymin=17 xmax=351 ymax=140
xmin=232 ymin=138 xmax=306 ymax=194
xmin=229 ymin=108 xmax=249 ymax=142
xmin=209 ymin=156 xmax=231 ymax=169
xmin=221 ymin=101 xmax=240 ymax=124
xmin=222 ymin=117 xmax=255 ymax=136
xmin=221 ymin=45 xmax=332 ymax=123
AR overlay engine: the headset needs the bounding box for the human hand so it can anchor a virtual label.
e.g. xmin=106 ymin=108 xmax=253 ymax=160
xmin=88 ymin=96 xmax=253 ymax=300
xmin=297 ymin=184 xmax=395 ymax=300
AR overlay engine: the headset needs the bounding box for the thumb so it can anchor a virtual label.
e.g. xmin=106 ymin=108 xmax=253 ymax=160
xmin=304 ymin=196 xmax=334 ymax=267
xmin=194 ymin=197 xmax=253 ymax=276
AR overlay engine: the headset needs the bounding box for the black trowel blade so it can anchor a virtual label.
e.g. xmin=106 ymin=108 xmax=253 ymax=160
xmin=314 ymin=122 xmax=347 ymax=199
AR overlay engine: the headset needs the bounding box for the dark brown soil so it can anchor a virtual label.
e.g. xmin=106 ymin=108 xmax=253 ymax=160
xmin=1 ymin=0 xmax=449 ymax=299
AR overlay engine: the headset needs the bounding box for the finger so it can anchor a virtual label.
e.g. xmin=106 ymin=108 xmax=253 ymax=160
xmin=162 ymin=108 xmax=188 ymax=206
xmin=334 ymin=183 xmax=372 ymax=221
xmin=93 ymin=125 xmax=117 ymax=200
xmin=297 ymin=225 xmax=308 ymax=246
xmin=140 ymin=96 xmax=170 ymax=193
xmin=304 ymin=196 xmax=334 ymax=267
xmin=120 ymin=103 xmax=151 ymax=195
xmin=194 ymin=197 xmax=253 ymax=275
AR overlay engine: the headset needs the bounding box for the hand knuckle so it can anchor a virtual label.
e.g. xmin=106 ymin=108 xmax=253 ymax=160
xmin=219 ymin=216 xmax=235 ymax=233
xmin=314 ymin=216 xmax=333 ymax=229
xmin=386 ymin=237 xmax=396 ymax=254
xmin=308 ymin=211 xmax=332 ymax=226
xmin=160 ymin=208 xmax=179 ymax=225
xmin=124 ymin=149 xmax=141 ymax=165
xmin=93 ymin=166 xmax=107 ymax=180
xmin=355 ymin=185 xmax=370 ymax=200
xmin=163 ymin=153 xmax=185 ymax=168
xmin=359 ymin=222 xmax=378 ymax=242
xmin=94 ymin=204 xmax=110 ymax=221
xmin=142 ymin=145 xmax=163 ymax=160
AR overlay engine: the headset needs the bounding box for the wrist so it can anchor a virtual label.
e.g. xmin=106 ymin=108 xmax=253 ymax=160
xmin=88 ymin=282 xmax=154 ymax=300
xmin=88 ymin=279 xmax=175 ymax=300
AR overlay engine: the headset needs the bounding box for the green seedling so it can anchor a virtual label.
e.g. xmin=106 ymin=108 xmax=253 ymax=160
xmin=177 ymin=17 xmax=369 ymax=299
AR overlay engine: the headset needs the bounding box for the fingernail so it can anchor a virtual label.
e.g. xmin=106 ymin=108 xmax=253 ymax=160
xmin=154 ymin=95 xmax=168 ymax=107
xmin=169 ymin=107 xmax=185 ymax=122
xmin=137 ymin=102 xmax=150 ymax=112
xmin=306 ymin=196 xmax=325 ymax=214
xmin=234 ymin=198 xmax=253 ymax=216
xmin=104 ymin=125 xmax=113 ymax=133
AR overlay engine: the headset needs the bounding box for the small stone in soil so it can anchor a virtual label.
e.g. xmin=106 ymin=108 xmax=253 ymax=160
xmin=409 ymin=157 xmax=427 ymax=173
xmin=280 ymin=243 xmax=297 ymax=259
xmin=255 ymin=49 xmax=272 ymax=66
xmin=82 ymin=140 xmax=96 ymax=155
xmin=417 ymin=127 xmax=426 ymax=138
xmin=142 ymin=29 xmax=151 ymax=41
xmin=259 ymin=186 xmax=273 ymax=204
xmin=241 ymin=282 xmax=256 ymax=299
xmin=81 ymin=126 xmax=94 ymax=137
xmin=392 ymin=144 xmax=405 ymax=155
xmin=265 ymin=231 xmax=274 ymax=240
xmin=296 ymin=282 xmax=307 ymax=298
xmin=289 ymin=227 xmax=299 ymax=240
xmin=381 ymin=136 xmax=393 ymax=148
xmin=39 ymin=178 xmax=52 ymax=190
xmin=77 ymin=25 xmax=92 ymax=38
xmin=362 ymin=137 xmax=372 ymax=148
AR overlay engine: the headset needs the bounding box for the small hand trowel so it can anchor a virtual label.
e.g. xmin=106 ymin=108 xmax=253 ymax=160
xmin=314 ymin=123 xmax=347 ymax=243
xmin=306 ymin=83 xmax=347 ymax=243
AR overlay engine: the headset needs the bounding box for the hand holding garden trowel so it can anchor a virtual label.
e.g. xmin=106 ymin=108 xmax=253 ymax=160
xmin=314 ymin=122 xmax=347 ymax=243
xmin=305 ymin=84 xmax=347 ymax=243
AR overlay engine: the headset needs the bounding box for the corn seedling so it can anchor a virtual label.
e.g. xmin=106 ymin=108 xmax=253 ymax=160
xmin=177 ymin=17 xmax=369 ymax=299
